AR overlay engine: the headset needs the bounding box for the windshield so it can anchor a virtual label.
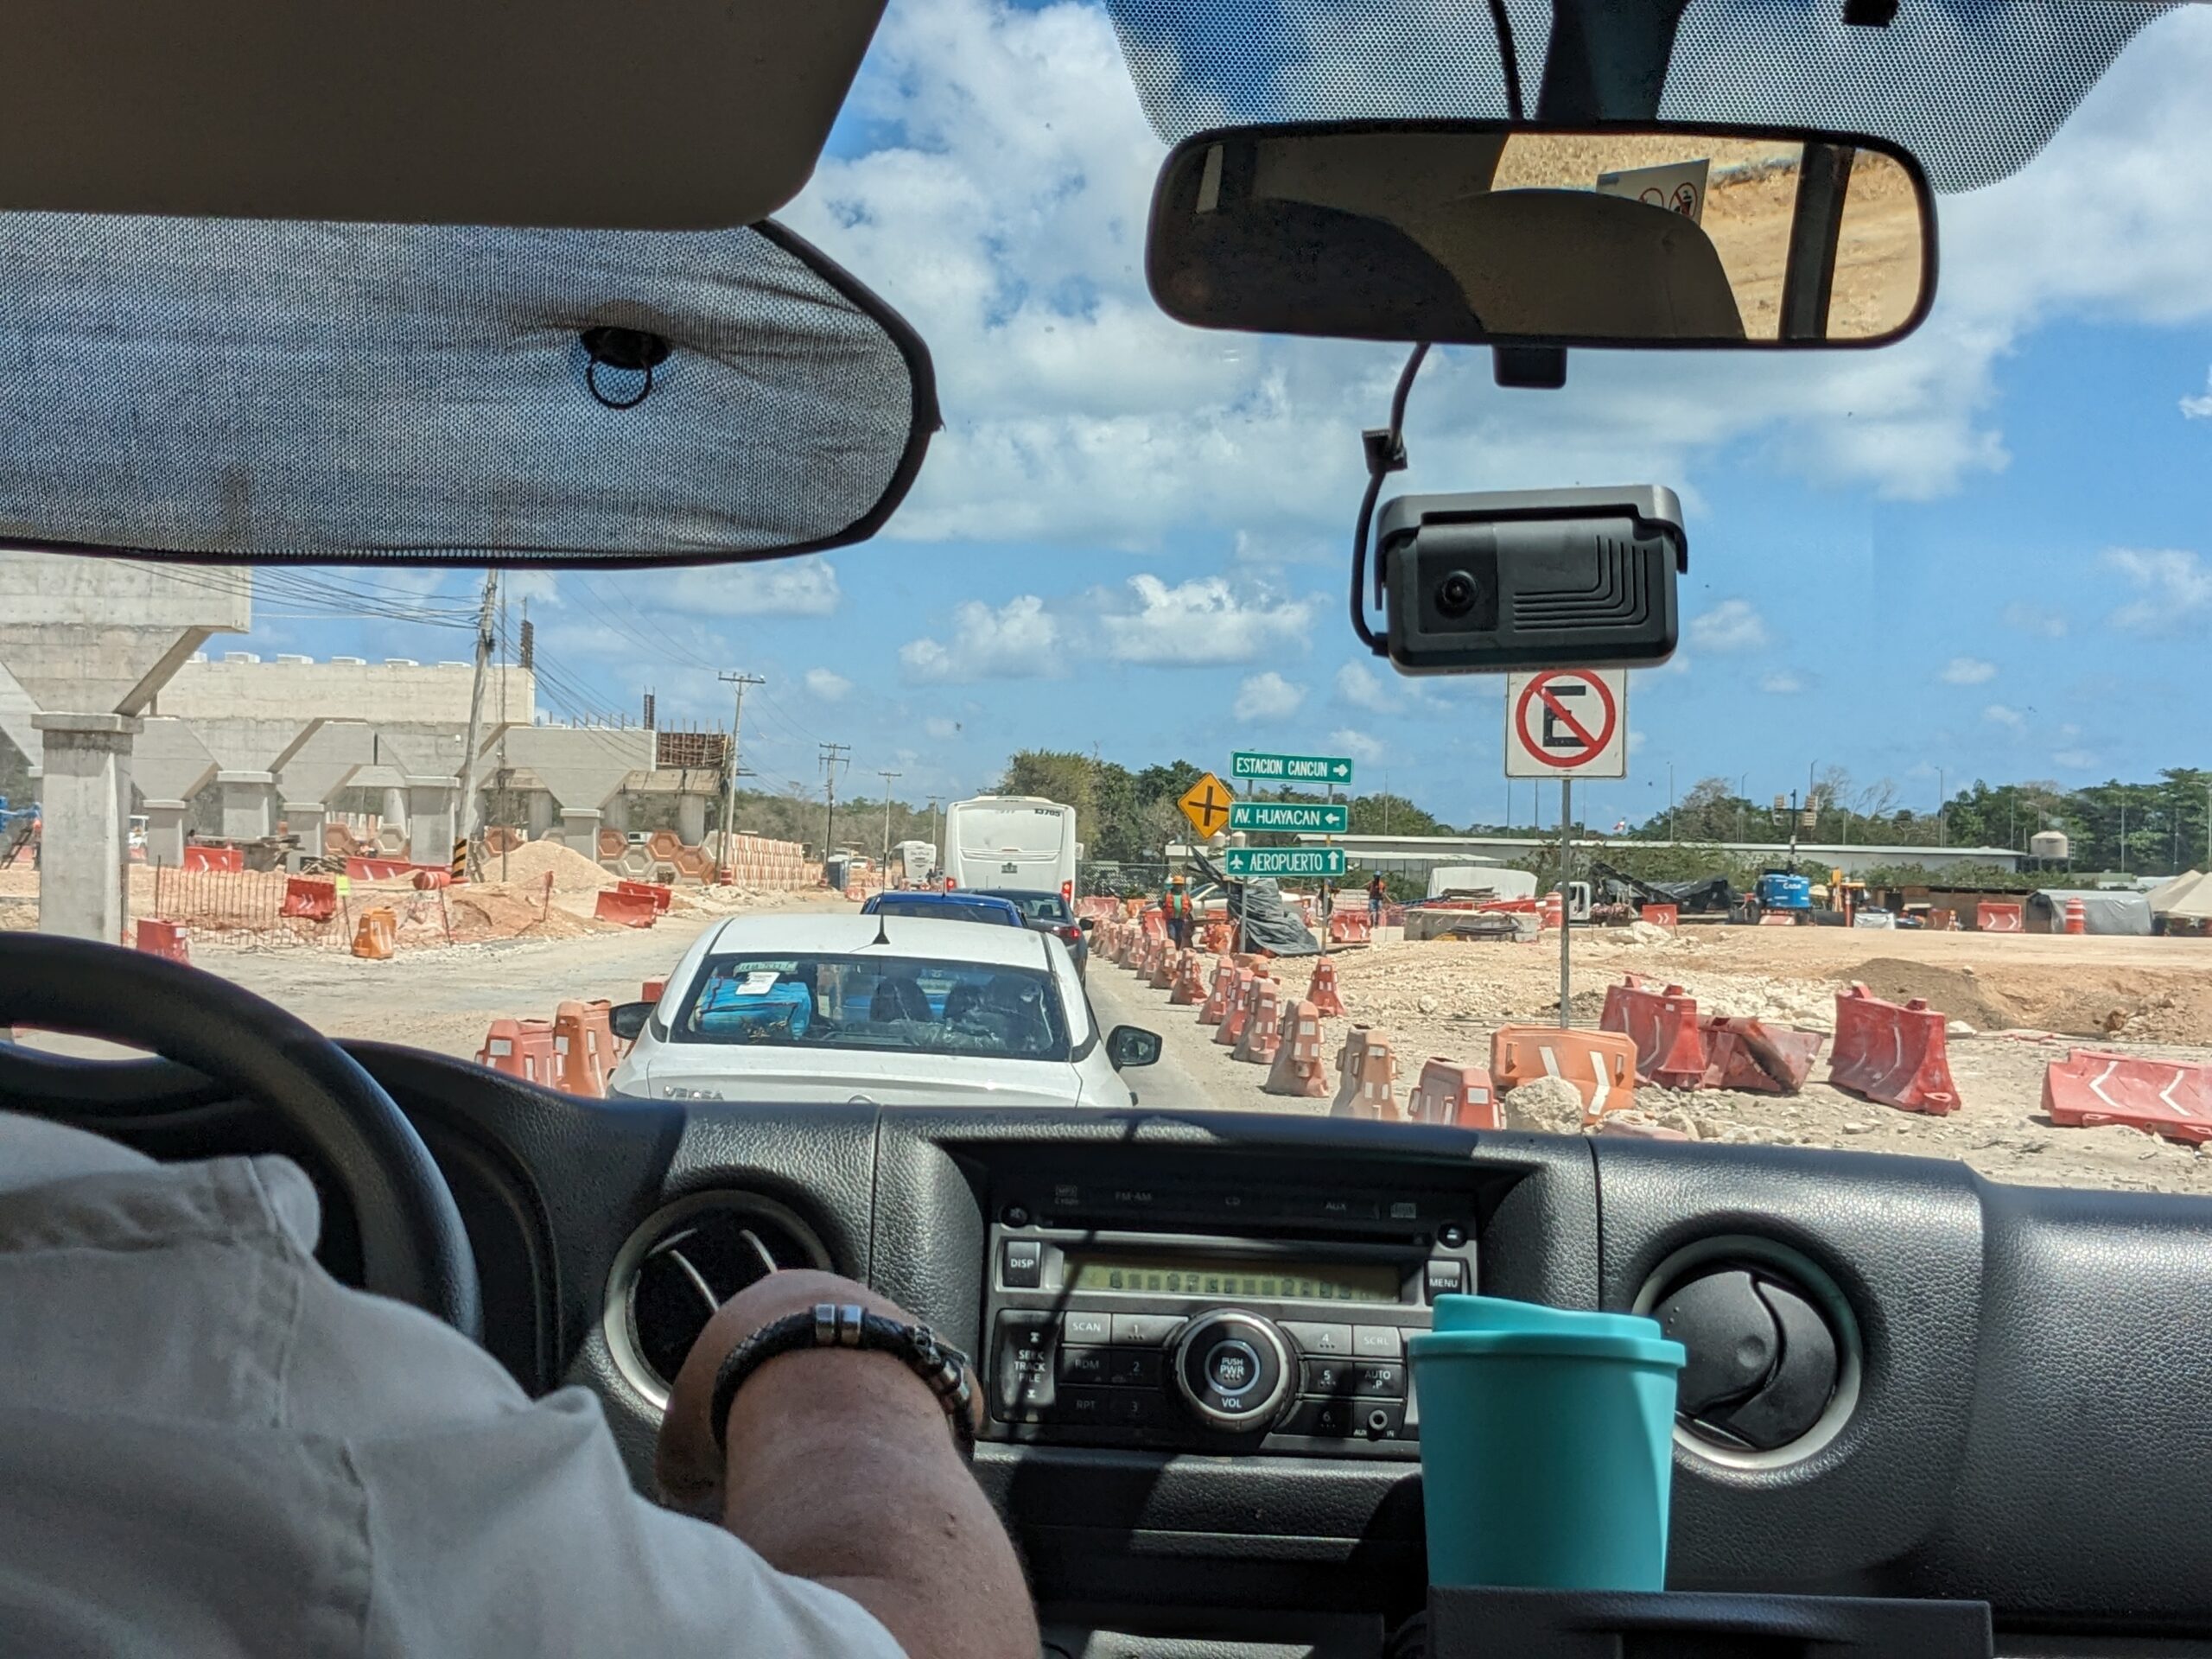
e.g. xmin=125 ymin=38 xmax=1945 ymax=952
xmin=672 ymin=954 xmax=1070 ymax=1061
xmin=3 ymin=0 xmax=2208 ymax=1198
xmin=868 ymin=897 xmax=1020 ymax=925
xmin=983 ymin=893 xmax=1072 ymax=924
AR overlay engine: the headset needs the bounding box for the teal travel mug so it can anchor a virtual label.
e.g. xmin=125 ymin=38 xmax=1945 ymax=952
xmin=1408 ymin=1294 xmax=1687 ymax=1591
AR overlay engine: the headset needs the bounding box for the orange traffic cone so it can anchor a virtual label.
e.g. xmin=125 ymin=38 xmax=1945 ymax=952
xmin=1306 ymin=956 xmax=1347 ymax=1017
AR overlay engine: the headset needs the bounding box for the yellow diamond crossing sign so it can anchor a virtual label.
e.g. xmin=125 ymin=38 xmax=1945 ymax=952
xmin=1177 ymin=772 xmax=1236 ymax=840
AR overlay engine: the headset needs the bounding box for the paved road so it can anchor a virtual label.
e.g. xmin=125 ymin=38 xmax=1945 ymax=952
xmin=1083 ymin=960 xmax=1219 ymax=1112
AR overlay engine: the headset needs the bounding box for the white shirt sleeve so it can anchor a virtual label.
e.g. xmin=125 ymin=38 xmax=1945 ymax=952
xmin=350 ymin=1388 xmax=907 ymax=1658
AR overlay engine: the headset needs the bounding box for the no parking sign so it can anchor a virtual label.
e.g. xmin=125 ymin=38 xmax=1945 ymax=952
xmin=1504 ymin=669 xmax=1628 ymax=779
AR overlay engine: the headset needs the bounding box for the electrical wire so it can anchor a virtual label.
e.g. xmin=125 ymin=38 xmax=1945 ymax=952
xmin=1350 ymin=342 xmax=1432 ymax=657
xmin=1488 ymin=0 xmax=1524 ymax=120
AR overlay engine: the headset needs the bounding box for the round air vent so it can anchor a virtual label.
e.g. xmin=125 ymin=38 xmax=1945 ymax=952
xmin=601 ymin=1192 xmax=832 ymax=1408
xmin=1633 ymin=1236 xmax=1860 ymax=1468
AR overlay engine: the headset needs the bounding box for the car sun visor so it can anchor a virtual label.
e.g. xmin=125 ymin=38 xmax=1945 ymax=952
xmin=0 ymin=215 xmax=938 ymax=566
xmin=1 ymin=0 xmax=887 ymax=231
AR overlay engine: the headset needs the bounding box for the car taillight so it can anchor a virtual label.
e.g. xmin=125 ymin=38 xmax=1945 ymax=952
xmin=1058 ymin=924 xmax=1082 ymax=944
xmin=1061 ymin=880 xmax=1073 ymax=901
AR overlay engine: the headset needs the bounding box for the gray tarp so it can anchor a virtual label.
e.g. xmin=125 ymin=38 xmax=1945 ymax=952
xmin=2026 ymin=889 xmax=2153 ymax=936
xmin=1192 ymin=855 xmax=1322 ymax=957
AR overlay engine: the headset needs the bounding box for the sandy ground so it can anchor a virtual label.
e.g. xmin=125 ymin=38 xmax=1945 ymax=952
xmin=14 ymin=886 xmax=2207 ymax=1196
xmin=1085 ymin=922 xmax=2212 ymax=1197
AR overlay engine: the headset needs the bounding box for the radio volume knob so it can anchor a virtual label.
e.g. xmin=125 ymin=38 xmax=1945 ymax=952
xmin=1171 ymin=1310 xmax=1294 ymax=1433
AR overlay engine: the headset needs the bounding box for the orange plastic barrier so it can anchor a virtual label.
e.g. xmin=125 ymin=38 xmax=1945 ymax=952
xmin=1215 ymin=969 xmax=1261 ymax=1046
xmin=1827 ymin=983 xmax=1961 ymax=1116
xmin=476 ymin=1017 xmax=559 ymax=1087
xmin=1599 ymin=975 xmax=1710 ymax=1090
xmin=1409 ymin=1058 xmax=1498 ymax=1129
xmin=1975 ymin=901 xmax=2024 ymax=933
xmin=1306 ymin=957 xmax=1348 ymax=1018
xmin=1327 ymin=912 xmax=1373 ymax=944
xmin=1490 ymin=1027 xmax=1637 ymax=1123
xmin=618 ymin=880 xmax=673 ymax=914
xmin=844 ymin=883 xmax=866 ymax=902
xmin=2063 ymin=896 xmax=2088 ymax=936
xmin=1198 ymin=958 xmax=1240 ymax=1024
xmin=1202 ymin=920 xmax=1234 ymax=955
xmin=1169 ymin=950 xmax=1207 ymax=1005
xmin=1140 ymin=909 xmax=1166 ymax=939
xmin=134 ymin=918 xmax=191 ymax=964
xmin=1149 ymin=944 xmax=1180 ymax=991
xmin=344 ymin=855 xmax=415 ymax=882
xmin=1540 ymin=891 xmax=1564 ymax=930
xmin=1263 ymin=1000 xmax=1332 ymax=1097
xmin=351 ymin=907 xmax=397 ymax=960
xmin=1758 ymin=912 xmax=1799 ymax=926
xmin=594 ymin=888 xmax=658 ymax=929
xmin=2043 ymin=1048 xmax=2212 ymax=1146
xmin=181 ymin=844 xmax=245 ymax=873
xmin=411 ymin=868 xmax=451 ymax=890
xmin=552 ymin=999 xmax=616 ymax=1096
xmin=1330 ymin=1027 xmax=1401 ymax=1120
xmin=641 ymin=976 xmax=668 ymax=1002
xmin=279 ymin=878 xmax=338 ymax=921
xmin=1639 ymin=904 xmax=1678 ymax=928
xmin=1700 ymin=1018 xmax=1824 ymax=1095
xmin=1232 ymin=980 xmax=1281 ymax=1064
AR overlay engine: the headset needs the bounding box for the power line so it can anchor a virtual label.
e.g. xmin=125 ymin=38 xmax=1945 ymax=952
xmin=818 ymin=742 xmax=852 ymax=861
xmin=718 ymin=671 xmax=766 ymax=877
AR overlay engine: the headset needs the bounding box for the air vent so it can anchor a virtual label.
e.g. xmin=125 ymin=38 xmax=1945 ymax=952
xmin=1633 ymin=1236 xmax=1861 ymax=1470
xmin=602 ymin=1192 xmax=832 ymax=1408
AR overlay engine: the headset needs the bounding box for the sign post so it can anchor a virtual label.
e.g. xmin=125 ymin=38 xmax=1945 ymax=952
xmin=1504 ymin=669 xmax=1629 ymax=1030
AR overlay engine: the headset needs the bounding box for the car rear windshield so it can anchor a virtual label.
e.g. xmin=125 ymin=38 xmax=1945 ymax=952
xmin=872 ymin=898 xmax=1020 ymax=925
xmin=671 ymin=953 xmax=1069 ymax=1060
xmin=983 ymin=892 xmax=1071 ymax=923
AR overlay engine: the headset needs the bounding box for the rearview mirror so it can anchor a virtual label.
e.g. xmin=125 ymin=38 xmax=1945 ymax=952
xmin=1108 ymin=1026 xmax=1163 ymax=1069
xmin=608 ymin=1001 xmax=652 ymax=1043
xmin=1079 ymin=917 xmax=1097 ymax=931
xmin=1147 ymin=121 xmax=1936 ymax=349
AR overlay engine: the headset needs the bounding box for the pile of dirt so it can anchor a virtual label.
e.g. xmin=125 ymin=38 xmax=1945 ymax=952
xmin=493 ymin=839 xmax=621 ymax=894
xmin=445 ymin=884 xmax=613 ymax=943
xmin=1840 ymin=958 xmax=2021 ymax=1033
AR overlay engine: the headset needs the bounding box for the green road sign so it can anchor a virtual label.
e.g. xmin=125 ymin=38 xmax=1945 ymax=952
xmin=1228 ymin=801 xmax=1349 ymax=833
xmin=1222 ymin=847 xmax=1347 ymax=878
xmin=1231 ymin=750 xmax=1355 ymax=785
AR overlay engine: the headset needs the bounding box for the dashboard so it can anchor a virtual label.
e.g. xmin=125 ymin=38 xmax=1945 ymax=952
xmin=13 ymin=1034 xmax=2212 ymax=1656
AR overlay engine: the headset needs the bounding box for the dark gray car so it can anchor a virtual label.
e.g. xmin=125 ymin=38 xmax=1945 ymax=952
xmin=977 ymin=889 xmax=1091 ymax=976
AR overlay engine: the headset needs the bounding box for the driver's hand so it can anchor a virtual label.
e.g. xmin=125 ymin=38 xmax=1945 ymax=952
xmin=656 ymin=1269 xmax=976 ymax=1512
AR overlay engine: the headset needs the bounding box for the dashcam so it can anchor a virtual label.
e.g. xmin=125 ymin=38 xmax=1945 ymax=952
xmin=1376 ymin=486 xmax=1687 ymax=673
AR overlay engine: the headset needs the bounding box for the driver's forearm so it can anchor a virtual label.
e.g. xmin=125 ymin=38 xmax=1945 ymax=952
xmin=720 ymin=1348 xmax=1036 ymax=1659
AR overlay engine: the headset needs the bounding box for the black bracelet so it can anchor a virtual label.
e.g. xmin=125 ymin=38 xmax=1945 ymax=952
xmin=708 ymin=1302 xmax=977 ymax=1459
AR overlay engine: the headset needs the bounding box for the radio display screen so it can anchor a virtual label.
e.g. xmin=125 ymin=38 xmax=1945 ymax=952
xmin=1066 ymin=1254 xmax=1399 ymax=1304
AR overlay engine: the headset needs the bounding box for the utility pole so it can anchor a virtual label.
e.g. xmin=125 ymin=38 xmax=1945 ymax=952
xmin=877 ymin=770 xmax=902 ymax=891
xmin=1936 ymin=768 xmax=1946 ymax=848
xmin=817 ymin=742 xmax=851 ymax=861
xmin=716 ymin=671 xmax=765 ymax=881
xmin=926 ymin=797 xmax=943 ymax=874
xmin=455 ymin=570 xmax=499 ymax=880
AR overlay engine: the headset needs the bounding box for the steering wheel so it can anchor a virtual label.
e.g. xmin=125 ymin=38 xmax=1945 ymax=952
xmin=0 ymin=934 xmax=481 ymax=1338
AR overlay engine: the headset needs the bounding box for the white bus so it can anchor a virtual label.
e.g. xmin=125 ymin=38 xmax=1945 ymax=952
xmin=944 ymin=797 xmax=1079 ymax=898
xmin=893 ymin=840 xmax=938 ymax=887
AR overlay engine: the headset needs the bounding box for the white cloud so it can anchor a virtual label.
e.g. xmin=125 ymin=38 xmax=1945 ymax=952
xmin=1335 ymin=661 xmax=1397 ymax=714
xmin=1941 ymin=656 xmax=1998 ymax=685
xmin=2183 ymin=368 xmax=2212 ymax=419
xmin=1097 ymin=575 xmax=1313 ymax=665
xmin=1233 ymin=671 xmax=1305 ymax=721
xmin=2105 ymin=547 xmax=2212 ymax=634
xmin=1760 ymin=671 xmax=1803 ymax=695
xmin=803 ymin=667 xmax=852 ymax=702
xmin=1984 ymin=703 xmax=2027 ymax=730
xmin=2053 ymin=748 xmax=2101 ymax=769
xmin=925 ymin=716 xmax=962 ymax=740
xmin=665 ymin=560 xmax=842 ymax=618
xmin=2003 ymin=602 xmax=2069 ymax=639
xmin=778 ymin=1 xmax=2212 ymax=548
xmin=1331 ymin=728 xmax=1386 ymax=767
xmin=1687 ymin=600 xmax=1770 ymax=653
xmin=899 ymin=594 xmax=1065 ymax=683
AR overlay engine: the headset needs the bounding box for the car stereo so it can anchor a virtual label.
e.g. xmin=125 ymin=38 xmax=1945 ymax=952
xmin=980 ymin=1174 xmax=1473 ymax=1460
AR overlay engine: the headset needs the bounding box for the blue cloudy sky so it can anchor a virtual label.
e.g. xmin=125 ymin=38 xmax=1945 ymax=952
xmin=229 ymin=0 xmax=2209 ymax=831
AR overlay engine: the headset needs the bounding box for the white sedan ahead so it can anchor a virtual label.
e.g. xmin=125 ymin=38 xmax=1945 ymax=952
xmin=607 ymin=912 xmax=1160 ymax=1108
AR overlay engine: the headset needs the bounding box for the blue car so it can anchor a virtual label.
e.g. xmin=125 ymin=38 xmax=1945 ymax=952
xmin=859 ymin=890 xmax=1027 ymax=928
